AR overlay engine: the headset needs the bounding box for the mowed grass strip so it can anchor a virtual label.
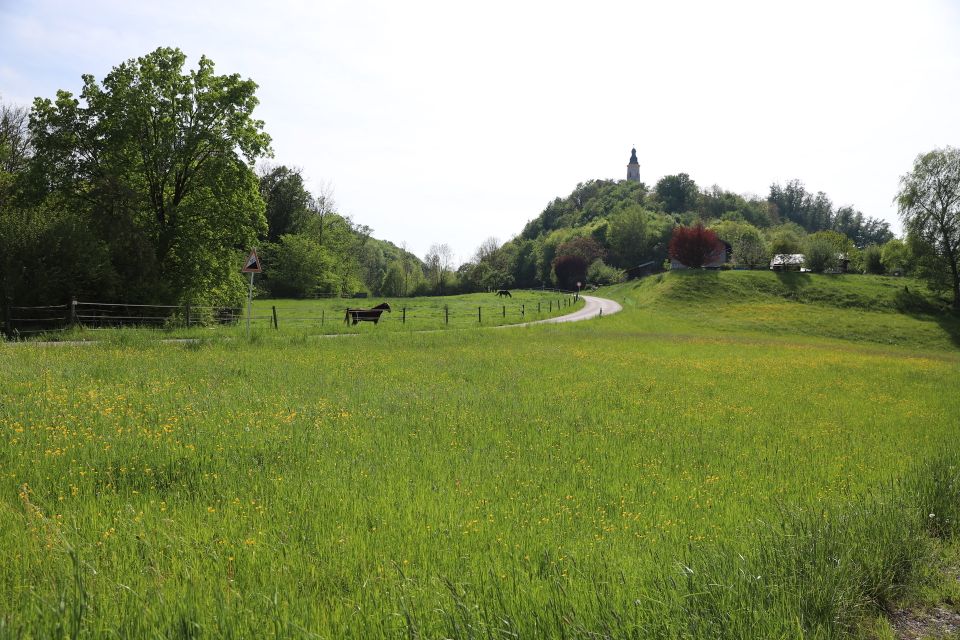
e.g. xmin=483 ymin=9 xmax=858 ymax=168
xmin=2 ymin=275 xmax=959 ymax=637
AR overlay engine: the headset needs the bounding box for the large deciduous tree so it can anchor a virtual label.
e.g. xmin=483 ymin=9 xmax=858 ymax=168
xmin=552 ymin=254 xmax=588 ymax=289
xmin=28 ymin=47 xmax=271 ymax=304
xmin=258 ymin=164 xmax=311 ymax=242
xmin=606 ymin=205 xmax=650 ymax=268
xmin=668 ymin=223 xmax=724 ymax=268
xmin=655 ymin=173 xmax=699 ymax=214
xmin=897 ymin=147 xmax=960 ymax=309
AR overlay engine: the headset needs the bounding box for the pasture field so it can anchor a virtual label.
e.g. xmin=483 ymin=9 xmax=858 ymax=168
xmin=251 ymin=291 xmax=582 ymax=333
xmin=2 ymin=272 xmax=960 ymax=638
xmin=34 ymin=290 xmax=583 ymax=342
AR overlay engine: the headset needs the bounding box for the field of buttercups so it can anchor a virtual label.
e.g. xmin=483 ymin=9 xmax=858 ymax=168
xmin=2 ymin=280 xmax=960 ymax=638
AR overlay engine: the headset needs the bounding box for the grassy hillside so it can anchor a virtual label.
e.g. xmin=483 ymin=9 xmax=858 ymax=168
xmin=602 ymin=270 xmax=960 ymax=351
xmin=2 ymin=274 xmax=959 ymax=638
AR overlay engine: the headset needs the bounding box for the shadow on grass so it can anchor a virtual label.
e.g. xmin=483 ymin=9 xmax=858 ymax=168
xmin=895 ymin=288 xmax=960 ymax=347
xmin=773 ymin=271 xmax=811 ymax=297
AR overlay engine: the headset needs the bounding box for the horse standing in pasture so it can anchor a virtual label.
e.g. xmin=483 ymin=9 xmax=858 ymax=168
xmin=495 ymin=290 xmax=512 ymax=298
xmin=344 ymin=302 xmax=392 ymax=325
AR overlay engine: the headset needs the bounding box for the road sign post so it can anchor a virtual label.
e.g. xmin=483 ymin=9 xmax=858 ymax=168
xmin=242 ymin=249 xmax=263 ymax=338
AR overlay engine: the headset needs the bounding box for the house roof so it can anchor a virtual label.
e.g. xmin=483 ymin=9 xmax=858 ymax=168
xmin=770 ymin=254 xmax=805 ymax=266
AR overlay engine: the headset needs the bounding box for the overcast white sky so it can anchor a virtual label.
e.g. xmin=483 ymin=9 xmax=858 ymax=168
xmin=2 ymin=0 xmax=959 ymax=263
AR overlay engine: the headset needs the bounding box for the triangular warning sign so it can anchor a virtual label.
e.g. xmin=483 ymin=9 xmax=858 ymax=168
xmin=242 ymin=248 xmax=262 ymax=273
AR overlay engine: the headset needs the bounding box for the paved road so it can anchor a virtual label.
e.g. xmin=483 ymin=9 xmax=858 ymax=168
xmin=516 ymin=295 xmax=622 ymax=326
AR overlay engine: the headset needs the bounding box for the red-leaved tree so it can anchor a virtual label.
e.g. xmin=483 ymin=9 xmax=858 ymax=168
xmin=668 ymin=223 xmax=725 ymax=268
xmin=552 ymin=254 xmax=589 ymax=289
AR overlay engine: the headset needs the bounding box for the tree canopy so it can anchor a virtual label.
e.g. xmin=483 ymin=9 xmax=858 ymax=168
xmin=23 ymin=47 xmax=272 ymax=305
xmin=897 ymin=147 xmax=960 ymax=309
xmin=655 ymin=173 xmax=699 ymax=214
xmin=669 ymin=224 xmax=724 ymax=269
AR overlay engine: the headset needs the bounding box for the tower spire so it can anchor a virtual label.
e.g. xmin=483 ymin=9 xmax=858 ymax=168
xmin=627 ymin=146 xmax=640 ymax=182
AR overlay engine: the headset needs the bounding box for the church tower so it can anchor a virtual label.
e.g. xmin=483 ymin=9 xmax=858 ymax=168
xmin=626 ymin=147 xmax=640 ymax=182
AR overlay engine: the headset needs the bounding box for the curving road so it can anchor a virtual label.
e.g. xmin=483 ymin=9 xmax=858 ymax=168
xmin=513 ymin=295 xmax=622 ymax=327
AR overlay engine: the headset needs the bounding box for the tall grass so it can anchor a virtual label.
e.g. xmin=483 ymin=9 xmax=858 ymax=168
xmin=1 ymin=274 xmax=959 ymax=637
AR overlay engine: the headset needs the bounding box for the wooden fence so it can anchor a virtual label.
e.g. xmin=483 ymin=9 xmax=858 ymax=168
xmin=2 ymin=292 xmax=581 ymax=338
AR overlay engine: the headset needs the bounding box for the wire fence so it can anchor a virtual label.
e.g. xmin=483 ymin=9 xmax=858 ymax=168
xmin=2 ymin=300 xmax=243 ymax=338
xmin=2 ymin=290 xmax=582 ymax=338
xmin=265 ymin=296 xmax=580 ymax=330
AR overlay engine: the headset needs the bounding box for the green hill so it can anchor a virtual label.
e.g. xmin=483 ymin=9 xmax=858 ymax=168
xmin=601 ymin=270 xmax=960 ymax=351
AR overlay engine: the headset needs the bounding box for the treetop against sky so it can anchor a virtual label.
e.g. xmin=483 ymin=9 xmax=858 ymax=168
xmin=2 ymin=0 xmax=959 ymax=261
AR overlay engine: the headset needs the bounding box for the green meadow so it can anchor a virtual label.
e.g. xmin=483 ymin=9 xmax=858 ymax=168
xmin=2 ymin=272 xmax=960 ymax=638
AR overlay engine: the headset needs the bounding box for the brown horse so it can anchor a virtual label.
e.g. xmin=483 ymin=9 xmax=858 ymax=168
xmin=495 ymin=289 xmax=512 ymax=298
xmin=344 ymin=302 xmax=391 ymax=325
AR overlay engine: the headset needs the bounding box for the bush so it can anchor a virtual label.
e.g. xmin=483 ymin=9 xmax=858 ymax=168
xmin=862 ymin=245 xmax=885 ymax=274
xmin=767 ymin=224 xmax=806 ymax=255
xmin=711 ymin=220 xmax=769 ymax=268
xmin=881 ymin=239 xmax=912 ymax=275
xmin=805 ymin=237 xmax=839 ymax=273
xmin=586 ymin=259 xmax=624 ymax=286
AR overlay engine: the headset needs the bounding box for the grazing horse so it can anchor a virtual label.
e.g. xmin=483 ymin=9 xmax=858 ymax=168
xmin=344 ymin=302 xmax=391 ymax=325
xmin=495 ymin=289 xmax=512 ymax=298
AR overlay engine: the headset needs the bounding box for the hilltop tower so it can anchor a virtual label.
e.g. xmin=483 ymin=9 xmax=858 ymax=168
xmin=626 ymin=147 xmax=640 ymax=182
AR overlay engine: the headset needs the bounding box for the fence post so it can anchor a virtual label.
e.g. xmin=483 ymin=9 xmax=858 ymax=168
xmin=502 ymin=305 xmax=505 ymax=318
xmin=538 ymin=302 xmax=541 ymax=314
xmin=2 ymin=298 xmax=10 ymax=337
xmin=521 ymin=304 xmax=525 ymax=318
xmin=272 ymin=305 xmax=278 ymax=330
xmin=549 ymin=300 xmax=552 ymax=312
xmin=185 ymin=303 xmax=192 ymax=328
xmin=478 ymin=306 xmax=481 ymax=324
xmin=321 ymin=310 xmax=325 ymax=326
xmin=445 ymin=305 xmax=449 ymax=325
xmin=402 ymin=307 xmax=406 ymax=324
xmin=70 ymin=299 xmax=78 ymax=326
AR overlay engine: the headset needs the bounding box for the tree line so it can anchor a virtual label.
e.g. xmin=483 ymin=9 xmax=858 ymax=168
xmin=460 ymin=158 xmax=960 ymax=310
xmin=456 ymin=173 xmax=896 ymax=291
xmin=0 ymin=47 xmax=439 ymax=309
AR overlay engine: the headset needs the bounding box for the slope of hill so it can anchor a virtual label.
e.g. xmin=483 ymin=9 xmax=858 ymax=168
xmin=600 ymin=270 xmax=960 ymax=351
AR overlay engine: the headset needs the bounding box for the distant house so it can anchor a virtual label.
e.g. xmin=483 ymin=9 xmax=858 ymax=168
xmin=670 ymin=241 xmax=733 ymax=270
xmin=770 ymin=254 xmax=805 ymax=271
